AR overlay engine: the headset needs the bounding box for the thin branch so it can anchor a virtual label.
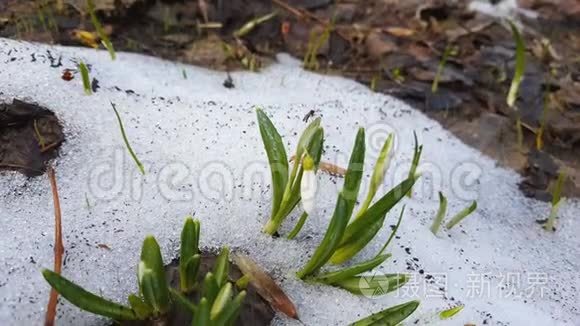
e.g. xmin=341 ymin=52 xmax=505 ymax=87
xmin=44 ymin=166 xmax=65 ymax=326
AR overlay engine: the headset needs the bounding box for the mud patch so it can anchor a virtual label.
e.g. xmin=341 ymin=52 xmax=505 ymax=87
xmin=0 ymin=99 xmax=64 ymax=176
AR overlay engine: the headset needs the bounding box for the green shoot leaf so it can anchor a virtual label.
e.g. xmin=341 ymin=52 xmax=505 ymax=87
xmin=193 ymin=297 xmax=210 ymax=326
xmin=430 ymin=192 xmax=448 ymax=235
xmin=127 ymin=294 xmax=153 ymax=319
xmin=42 ymin=269 xmax=138 ymax=320
xmin=287 ymin=212 xmax=308 ymax=240
xmin=439 ymin=305 xmax=464 ymax=320
xmin=432 ymin=44 xmax=456 ymax=93
xmin=257 ymin=108 xmax=289 ymax=229
xmin=211 ymin=291 xmax=246 ymax=325
xmin=507 ymin=20 xmax=526 ymax=108
xmin=350 ymin=300 xmax=419 ymax=326
xmin=297 ymin=129 xmax=366 ymax=278
xmin=78 ymin=61 xmax=91 ymax=95
xmin=445 ymin=201 xmax=477 ymax=229
xmin=330 ymin=175 xmax=418 ymax=264
xmin=169 ymin=288 xmax=197 ymax=314
xmin=202 ymin=272 xmax=219 ymax=305
xmin=138 ymin=236 xmax=170 ymax=314
xmin=313 ymin=254 xmax=391 ymax=285
xmin=375 ymin=206 xmax=405 ymax=257
xmin=111 ymin=102 xmax=145 ymax=175
xmin=234 ymin=11 xmax=278 ymax=38
xmin=87 ymin=0 xmax=116 ymax=60
xmin=334 ymin=274 xmax=409 ymax=296
xmin=406 ymin=131 xmax=423 ymax=198
xmin=180 ymin=217 xmax=200 ymax=292
xmin=213 ymin=247 xmax=230 ymax=288
xmin=210 ymin=283 xmax=233 ymax=320
xmin=356 ymin=133 xmax=394 ymax=219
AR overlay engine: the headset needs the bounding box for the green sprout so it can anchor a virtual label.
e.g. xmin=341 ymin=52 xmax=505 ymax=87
xmin=445 ymin=201 xmax=477 ymax=229
xmin=256 ymin=108 xmax=324 ymax=236
xmin=234 ymin=11 xmax=278 ymax=38
xmin=303 ymin=21 xmax=334 ymax=71
xmin=78 ymin=61 xmax=91 ymax=95
xmin=293 ymin=129 xmax=418 ymax=296
xmin=544 ymin=171 xmax=566 ymax=231
xmin=42 ymin=218 xmax=247 ymax=325
xmin=406 ymin=131 xmax=423 ymax=198
xmin=87 ymin=0 xmax=116 ymax=60
xmin=432 ymin=44 xmax=457 ymax=93
xmin=111 ymin=102 xmax=145 ymax=175
xmin=430 ymin=192 xmax=448 ymax=235
xmin=439 ymin=305 xmax=464 ymax=319
xmin=351 ymin=300 xmax=420 ymax=326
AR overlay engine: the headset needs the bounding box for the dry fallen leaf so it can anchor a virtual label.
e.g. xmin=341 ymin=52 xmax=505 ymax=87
xmin=70 ymin=29 xmax=99 ymax=48
xmin=232 ymin=254 xmax=298 ymax=319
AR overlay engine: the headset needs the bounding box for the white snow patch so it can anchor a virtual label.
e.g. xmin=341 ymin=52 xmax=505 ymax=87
xmin=0 ymin=39 xmax=578 ymax=325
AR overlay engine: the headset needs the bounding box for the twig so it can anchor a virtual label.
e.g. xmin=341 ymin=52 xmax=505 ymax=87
xmin=44 ymin=166 xmax=65 ymax=326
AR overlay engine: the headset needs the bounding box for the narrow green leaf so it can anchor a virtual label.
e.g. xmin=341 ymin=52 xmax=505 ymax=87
xmin=139 ymin=236 xmax=170 ymax=314
xmin=111 ymin=102 xmax=145 ymax=175
xmin=193 ymin=297 xmax=210 ymax=326
xmin=445 ymin=201 xmax=477 ymax=229
xmin=202 ymin=272 xmax=219 ymax=305
xmin=212 ymin=291 xmax=246 ymax=325
xmin=330 ymin=176 xmax=418 ymax=264
xmin=87 ymin=0 xmax=116 ymax=60
xmin=213 ymin=247 xmax=230 ymax=288
xmin=233 ymin=11 xmax=278 ymax=38
xmin=335 ymin=274 xmax=409 ymax=296
xmin=287 ymin=212 xmax=308 ymax=240
xmin=296 ymin=192 xmax=350 ymax=279
xmin=169 ymin=288 xmax=197 ymax=314
xmin=210 ymin=283 xmax=233 ymax=319
xmin=182 ymin=254 xmax=201 ymax=293
xmin=507 ymin=20 xmax=526 ymax=108
xmin=235 ymin=275 xmax=250 ymax=289
xmin=432 ymin=44 xmax=456 ymax=93
xmin=313 ymin=254 xmax=391 ymax=284
xmin=356 ymin=133 xmax=393 ymax=219
xmin=256 ymin=108 xmax=289 ymax=225
xmin=180 ymin=217 xmax=200 ymax=292
xmin=406 ymin=131 xmax=423 ymax=198
xmin=439 ymin=305 xmax=464 ymax=319
xmin=375 ymin=206 xmax=405 ymax=257
xmin=545 ymin=171 xmax=566 ymax=231
xmin=78 ymin=61 xmax=91 ymax=95
xmin=127 ymin=294 xmax=153 ymax=319
xmin=42 ymin=269 xmax=138 ymax=320
xmin=350 ymin=300 xmax=420 ymax=326
xmin=343 ymin=128 xmax=366 ymax=206
xmin=430 ymin=192 xmax=448 ymax=235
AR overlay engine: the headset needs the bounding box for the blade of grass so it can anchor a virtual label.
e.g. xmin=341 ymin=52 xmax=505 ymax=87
xmin=375 ymin=206 xmax=405 ymax=256
xmin=334 ymin=274 xmax=409 ymax=296
xmin=42 ymin=269 xmax=138 ymax=321
xmin=507 ymin=20 xmax=525 ymax=108
xmin=210 ymin=283 xmax=233 ymax=319
xmin=87 ymin=0 xmax=116 ymax=60
xmin=356 ymin=133 xmax=393 ymax=219
xmin=193 ymin=297 xmax=210 ymax=326
xmin=430 ymin=192 xmax=448 ymax=235
xmin=139 ymin=236 xmax=170 ymax=314
xmin=34 ymin=119 xmax=47 ymax=150
xmin=211 ymin=291 xmax=246 ymax=325
xmin=233 ymin=11 xmax=278 ymax=38
xmin=44 ymin=166 xmax=65 ymax=326
xmin=127 ymin=294 xmax=153 ymax=319
xmin=213 ymin=247 xmax=230 ymax=288
xmin=406 ymin=131 xmax=423 ymax=198
xmin=544 ymin=171 xmax=565 ymax=231
xmin=169 ymin=288 xmax=197 ymax=314
xmin=432 ymin=44 xmax=456 ymax=93
xmin=350 ymin=300 xmax=419 ymax=326
xmin=111 ymin=102 xmax=145 ymax=175
xmin=445 ymin=201 xmax=477 ymax=229
xmin=180 ymin=217 xmax=200 ymax=292
xmin=78 ymin=61 xmax=91 ymax=95
xmin=313 ymin=254 xmax=391 ymax=284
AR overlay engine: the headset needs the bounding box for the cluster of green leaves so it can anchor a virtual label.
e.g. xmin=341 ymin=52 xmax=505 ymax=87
xmin=42 ymin=218 xmax=245 ymax=325
xmin=257 ymin=108 xmax=324 ymax=235
xmin=86 ymin=0 xmax=116 ymax=60
xmin=292 ymin=128 xmax=419 ymax=298
xmin=431 ymin=192 xmax=477 ymax=235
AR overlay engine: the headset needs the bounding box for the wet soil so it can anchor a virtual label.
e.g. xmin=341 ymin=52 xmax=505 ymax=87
xmin=1 ymin=0 xmax=579 ymax=200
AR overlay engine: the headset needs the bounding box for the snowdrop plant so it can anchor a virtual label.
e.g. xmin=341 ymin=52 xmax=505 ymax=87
xmin=256 ymin=108 xmax=324 ymax=236
xmin=295 ymin=128 xmax=420 ymax=296
xmin=42 ymin=217 xmax=246 ymax=325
